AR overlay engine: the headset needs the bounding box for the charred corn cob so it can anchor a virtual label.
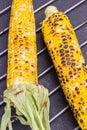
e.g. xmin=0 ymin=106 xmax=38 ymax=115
xmin=42 ymin=6 xmax=87 ymax=130
xmin=0 ymin=1 xmax=50 ymax=130
xmin=7 ymin=0 xmax=38 ymax=87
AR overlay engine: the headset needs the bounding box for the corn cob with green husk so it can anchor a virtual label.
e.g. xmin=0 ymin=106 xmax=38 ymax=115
xmin=42 ymin=6 xmax=87 ymax=130
xmin=0 ymin=1 xmax=50 ymax=130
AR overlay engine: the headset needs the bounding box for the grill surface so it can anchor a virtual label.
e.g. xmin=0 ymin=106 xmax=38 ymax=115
xmin=0 ymin=0 xmax=87 ymax=130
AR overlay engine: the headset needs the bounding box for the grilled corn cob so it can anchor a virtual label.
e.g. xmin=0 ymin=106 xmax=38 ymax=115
xmin=0 ymin=1 xmax=50 ymax=130
xmin=7 ymin=0 xmax=38 ymax=87
xmin=42 ymin=6 xmax=87 ymax=130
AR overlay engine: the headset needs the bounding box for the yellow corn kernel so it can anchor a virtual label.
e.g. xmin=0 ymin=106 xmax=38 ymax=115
xmin=42 ymin=6 xmax=87 ymax=130
xmin=7 ymin=0 xmax=37 ymax=87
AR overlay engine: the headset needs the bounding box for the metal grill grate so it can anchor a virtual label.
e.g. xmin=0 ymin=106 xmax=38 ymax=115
xmin=0 ymin=0 xmax=87 ymax=130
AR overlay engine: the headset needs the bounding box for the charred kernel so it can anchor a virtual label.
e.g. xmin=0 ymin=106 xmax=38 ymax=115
xmin=66 ymin=96 xmax=69 ymax=99
xmin=80 ymin=119 xmax=83 ymax=123
xmin=25 ymin=61 xmax=28 ymax=63
xmin=60 ymin=53 xmax=64 ymax=57
xmin=62 ymin=39 xmax=66 ymax=42
xmin=59 ymin=18 xmax=63 ymax=20
xmin=77 ymin=91 xmax=80 ymax=94
xmin=69 ymin=46 xmax=74 ymax=49
xmin=81 ymin=112 xmax=84 ymax=115
xmin=58 ymin=65 xmax=61 ymax=68
xmin=66 ymin=58 xmax=70 ymax=61
xmin=80 ymin=97 xmax=83 ymax=101
xmin=66 ymin=79 xmax=69 ymax=82
xmin=64 ymin=42 xmax=67 ymax=44
xmin=48 ymin=41 xmax=52 ymax=44
xmin=64 ymin=45 xmax=68 ymax=49
xmin=54 ymin=23 xmax=58 ymax=26
xmin=56 ymin=71 xmax=59 ymax=75
xmin=71 ymin=104 xmax=74 ymax=109
xmin=60 ymin=49 xmax=64 ymax=53
xmin=62 ymin=63 xmax=66 ymax=66
xmin=75 ymin=87 xmax=79 ymax=91
xmin=70 ymin=55 xmax=74 ymax=58
xmin=58 ymin=75 xmax=61 ymax=78
xmin=54 ymin=47 xmax=57 ymax=50
xmin=19 ymin=40 xmax=23 ymax=42
xmin=65 ymin=54 xmax=69 ymax=57
xmin=63 ymin=81 xmax=66 ymax=84
xmin=85 ymin=80 xmax=87 ymax=82
xmin=20 ymin=44 xmax=23 ymax=46
xmin=73 ymin=95 xmax=76 ymax=98
xmin=31 ymin=64 xmax=34 ymax=67
xmin=66 ymin=27 xmax=69 ymax=31
xmin=15 ymin=67 xmax=18 ymax=69
xmin=74 ymin=72 xmax=77 ymax=75
xmin=71 ymin=59 xmax=75 ymax=62
xmin=71 ymin=49 xmax=74 ymax=51
xmin=51 ymin=30 xmax=55 ymax=34
xmin=76 ymin=51 xmax=79 ymax=53
xmin=83 ymin=63 xmax=86 ymax=66
xmin=71 ymin=99 xmax=74 ymax=103
xmin=53 ymin=57 xmax=55 ymax=60
xmin=61 ymin=60 xmax=66 ymax=64
xmin=61 ymin=57 xmax=65 ymax=61
xmin=14 ymin=54 xmax=18 ymax=57
xmin=78 ymin=102 xmax=81 ymax=104
xmin=71 ymin=63 xmax=75 ymax=66
xmin=67 ymin=62 xmax=71 ymax=65
xmin=14 ymin=37 xmax=17 ymax=40
xmin=62 ymin=77 xmax=65 ymax=81
xmin=51 ymin=27 xmax=53 ymax=30
xmin=59 ymin=44 xmax=62 ymax=47
xmin=77 ymin=68 xmax=81 ymax=70
xmin=61 ymin=36 xmax=66 ymax=39
xmin=67 ymin=35 xmax=72 ymax=40
xmin=69 ymin=71 xmax=72 ymax=75
xmin=73 ymin=69 xmax=77 ymax=72
xmin=65 ymin=50 xmax=69 ymax=53
xmin=51 ymin=51 xmax=54 ymax=54
xmin=70 ymin=75 xmax=73 ymax=78
xmin=56 ymin=50 xmax=59 ymax=53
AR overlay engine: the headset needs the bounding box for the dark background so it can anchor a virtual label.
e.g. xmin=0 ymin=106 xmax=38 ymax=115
xmin=0 ymin=0 xmax=87 ymax=130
